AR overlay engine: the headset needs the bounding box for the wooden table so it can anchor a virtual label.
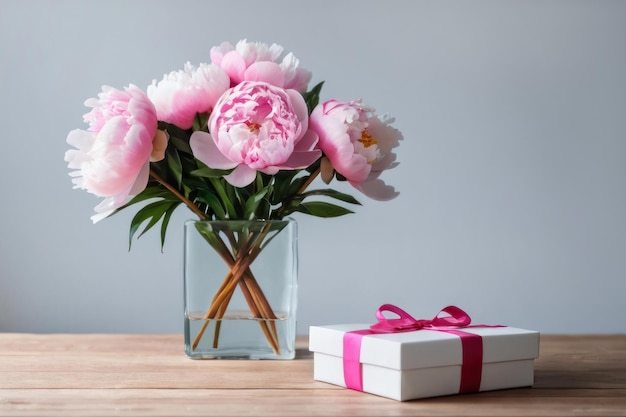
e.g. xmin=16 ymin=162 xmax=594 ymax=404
xmin=0 ymin=334 xmax=624 ymax=416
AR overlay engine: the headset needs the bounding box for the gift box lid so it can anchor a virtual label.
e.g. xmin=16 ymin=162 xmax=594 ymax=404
xmin=309 ymin=323 xmax=540 ymax=371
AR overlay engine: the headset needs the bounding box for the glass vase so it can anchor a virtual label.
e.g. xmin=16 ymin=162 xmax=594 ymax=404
xmin=184 ymin=219 xmax=298 ymax=359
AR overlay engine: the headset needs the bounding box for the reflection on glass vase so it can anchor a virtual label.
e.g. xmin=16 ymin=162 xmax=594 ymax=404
xmin=184 ymin=219 xmax=298 ymax=359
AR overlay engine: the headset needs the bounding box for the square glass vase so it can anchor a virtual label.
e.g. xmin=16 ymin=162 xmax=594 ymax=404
xmin=184 ymin=219 xmax=298 ymax=359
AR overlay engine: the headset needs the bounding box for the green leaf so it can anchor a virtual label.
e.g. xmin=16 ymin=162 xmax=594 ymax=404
xmin=130 ymin=186 xmax=178 ymax=203
xmin=255 ymin=198 xmax=271 ymax=219
xmin=196 ymin=190 xmax=226 ymax=219
xmin=243 ymin=188 xmax=269 ymax=220
xmin=209 ymin=178 xmax=238 ymax=219
xmin=157 ymin=121 xmax=190 ymax=139
xmin=159 ymin=202 xmax=180 ymax=252
xmin=269 ymin=171 xmax=299 ymax=205
xmin=178 ymin=151 xmax=200 ymax=173
xmin=193 ymin=112 xmax=210 ymax=132
xmin=149 ymin=160 xmax=168 ymax=180
xmin=128 ymin=200 xmax=177 ymax=250
xmin=299 ymin=189 xmax=361 ymax=205
xmin=191 ymin=167 xmax=234 ymax=179
xmin=294 ymin=202 xmax=354 ymax=218
xmin=286 ymin=175 xmax=310 ymax=197
xmin=111 ymin=186 xmax=178 ymax=216
xmin=168 ymin=134 xmax=192 ymax=154
xmin=301 ymin=81 xmax=324 ymax=115
xmin=166 ymin=146 xmax=183 ymax=188
xmin=181 ymin=177 xmax=210 ymax=194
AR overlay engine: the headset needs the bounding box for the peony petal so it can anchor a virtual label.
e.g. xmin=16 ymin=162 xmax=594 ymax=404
xmin=244 ymin=62 xmax=285 ymax=88
xmin=207 ymin=81 xmax=309 ymax=173
xmin=90 ymin=204 xmax=115 ymax=223
xmin=286 ymin=89 xmax=308 ymax=131
xmin=129 ymin=161 xmax=150 ymax=196
xmin=277 ymin=149 xmax=322 ymax=170
xmin=148 ymin=63 xmax=229 ymax=130
xmin=224 ymin=164 xmax=257 ymax=187
xmin=90 ymin=161 xmax=150 ymax=224
xmin=189 ymin=131 xmax=238 ymax=170
xmin=293 ymin=129 xmax=319 ymax=152
xmin=65 ymin=130 xmax=93 ymax=170
xmin=220 ymin=51 xmax=247 ymax=85
xmin=351 ymin=178 xmax=399 ymax=201
xmin=335 ymin=154 xmax=370 ymax=183
xmin=366 ymin=114 xmax=403 ymax=172
xmin=210 ymin=41 xmax=234 ymax=66
xmin=66 ymin=129 xmax=93 ymax=151
xmin=280 ymin=52 xmax=312 ymax=92
xmin=67 ymin=84 xmax=159 ymax=221
xmin=90 ymin=194 xmax=126 ymax=223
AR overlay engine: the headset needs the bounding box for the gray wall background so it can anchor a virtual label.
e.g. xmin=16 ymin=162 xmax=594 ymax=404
xmin=1 ymin=1 xmax=625 ymax=335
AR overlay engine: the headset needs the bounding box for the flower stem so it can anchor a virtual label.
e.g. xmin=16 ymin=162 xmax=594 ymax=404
xmin=238 ymin=277 xmax=280 ymax=353
xmin=297 ymin=168 xmax=320 ymax=195
xmin=191 ymin=226 xmax=279 ymax=353
xmin=190 ymin=246 xmax=261 ymax=351
xmin=149 ymin=169 xmax=207 ymax=220
xmin=191 ymin=167 xmax=321 ymax=354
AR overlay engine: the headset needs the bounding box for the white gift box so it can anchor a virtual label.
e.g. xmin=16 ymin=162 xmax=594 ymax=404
xmin=309 ymin=322 xmax=540 ymax=401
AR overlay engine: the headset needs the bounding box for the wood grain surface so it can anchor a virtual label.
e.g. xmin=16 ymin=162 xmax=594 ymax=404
xmin=1 ymin=334 xmax=625 ymax=416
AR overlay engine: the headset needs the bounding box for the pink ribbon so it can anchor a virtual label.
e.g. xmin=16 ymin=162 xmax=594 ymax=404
xmin=342 ymin=304 xmax=486 ymax=394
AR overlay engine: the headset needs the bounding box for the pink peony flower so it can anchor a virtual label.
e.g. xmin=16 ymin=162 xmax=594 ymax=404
xmin=190 ymin=81 xmax=321 ymax=187
xmin=309 ymin=99 xmax=402 ymax=201
xmin=65 ymin=85 xmax=165 ymax=223
xmin=147 ymin=62 xmax=230 ymax=129
xmin=210 ymin=39 xmax=312 ymax=92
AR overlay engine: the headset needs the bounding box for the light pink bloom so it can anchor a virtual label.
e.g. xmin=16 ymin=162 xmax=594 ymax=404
xmin=147 ymin=62 xmax=229 ymax=129
xmin=190 ymin=81 xmax=320 ymax=187
xmin=210 ymin=40 xmax=312 ymax=92
xmin=65 ymin=85 xmax=164 ymax=223
xmin=310 ymin=99 xmax=402 ymax=201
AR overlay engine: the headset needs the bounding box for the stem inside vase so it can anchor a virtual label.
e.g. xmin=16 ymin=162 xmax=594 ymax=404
xmin=184 ymin=219 xmax=297 ymax=359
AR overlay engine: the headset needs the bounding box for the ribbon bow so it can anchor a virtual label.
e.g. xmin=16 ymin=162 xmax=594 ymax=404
xmin=343 ymin=304 xmax=485 ymax=395
xmin=369 ymin=304 xmax=472 ymax=333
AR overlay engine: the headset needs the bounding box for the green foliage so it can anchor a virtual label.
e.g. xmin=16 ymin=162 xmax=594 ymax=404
xmin=299 ymin=189 xmax=361 ymax=205
xmin=128 ymin=200 xmax=181 ymax=251
xmin=293 ymin=202 xmax=355 ymax=218
xmin=302 ymin=81 xmax=324 ymax=115
xmin=111 ymin=81 xmax=362 ymax=249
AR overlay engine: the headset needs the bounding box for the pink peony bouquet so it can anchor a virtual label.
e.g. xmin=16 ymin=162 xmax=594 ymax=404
xmin=65 ymin=40 xmax=403 ymax=356
xmin=65 ymin=39 xmax=403 ymax=247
